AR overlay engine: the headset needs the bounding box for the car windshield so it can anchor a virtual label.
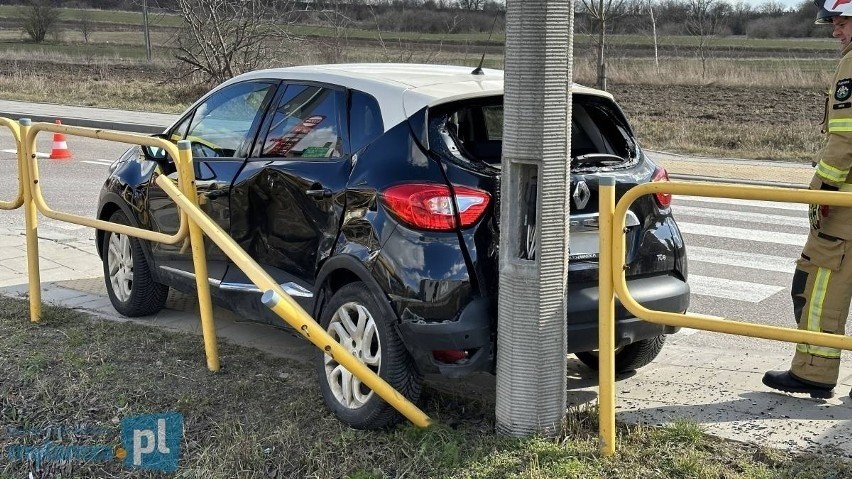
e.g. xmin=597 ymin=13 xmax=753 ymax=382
xmin=429 ymin=93 xmax=638 ymax=171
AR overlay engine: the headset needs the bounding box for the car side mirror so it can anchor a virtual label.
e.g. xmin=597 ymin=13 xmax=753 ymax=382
xmin=142 ymin=133 xmax=172 ymax=162
xmin=143 ymin=145 xmax=168 ymax=160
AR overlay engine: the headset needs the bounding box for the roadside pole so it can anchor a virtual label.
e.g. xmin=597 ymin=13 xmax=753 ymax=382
xmin=496 ymin=0 xmax=574 ymax=435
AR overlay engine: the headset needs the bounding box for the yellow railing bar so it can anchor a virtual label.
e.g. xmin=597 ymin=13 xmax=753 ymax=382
xmin=18 ymin=122 xmax=218 ymax=371
xmin=598 ymin=176 xmax=616 ymax=456
xmin=19 ymin=119 xmax=41 ymax=323
xmin=599 ymin=180 xmax=852 ymax=456
xmin=23 ymin=122 xmax=189 ymax=246
xmin=0 ymin=118 xmax=24 ymax=210
xmin=175 ymin=143 xmax=219 ymax=371
xmin=155 ymin=169 xmax=432 ymax=428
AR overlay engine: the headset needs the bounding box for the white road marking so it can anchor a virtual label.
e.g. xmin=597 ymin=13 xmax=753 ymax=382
xmin=674 ymin=205 xmax=808 ymax=228
xmin=81 ymin=160 xmax=113 ymax=166
xmin=4 ymin=148 xmax=48 ymax=158
xmin=678 ymin=222 xmax=806 ymax=246
xmin=687 ymin=246 xmax=797 ymax=273
xmin=688 ymin=274 xmax=785 ymax=302
xmin=676 ymin=195 xmax=808 ymax=211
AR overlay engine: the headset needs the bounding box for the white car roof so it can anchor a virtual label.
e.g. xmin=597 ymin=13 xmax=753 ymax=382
xmin=214 ymin=63 xmax=614 ymax=132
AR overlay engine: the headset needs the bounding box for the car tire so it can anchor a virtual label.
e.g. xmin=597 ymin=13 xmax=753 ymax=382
xmin=315 ymin=282 xmax=423 ymax=430
xmin=101 ymin=210 xmax=169 ymax=317
xmin=574 ymin=335 xmax=666 ymax=373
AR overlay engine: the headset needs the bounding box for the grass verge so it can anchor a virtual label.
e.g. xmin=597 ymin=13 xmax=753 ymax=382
xmin=0 ymin=295 xmax=850 ymax=478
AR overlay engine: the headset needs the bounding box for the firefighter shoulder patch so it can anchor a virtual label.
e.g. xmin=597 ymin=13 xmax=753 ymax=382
xmin=835 ymin=78 xmax=852 ymax=101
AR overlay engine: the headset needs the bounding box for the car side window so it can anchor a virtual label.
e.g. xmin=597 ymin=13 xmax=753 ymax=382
xmin=169 ymin=116 xmax=190 ymax=143
xmin=261 ymin=84 xmax=342 ymax=159
xmin=182 ymin=81 xmax=275 ymax=159
xmin=349 ymin=91 xmax=383 ymax=153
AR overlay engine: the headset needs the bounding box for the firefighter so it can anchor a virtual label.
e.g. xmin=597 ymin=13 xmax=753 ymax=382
xmin=762 ymin=0 xmax=852 ymax=399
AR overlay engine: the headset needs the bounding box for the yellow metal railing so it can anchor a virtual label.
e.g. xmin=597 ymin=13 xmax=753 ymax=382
xmin=0 ymin=118 xmax=24 ymax=210
xmin=598 ymin=179 xmax=852 ymax=456
xmin=5 ymin=118 xmax=430 ymax=428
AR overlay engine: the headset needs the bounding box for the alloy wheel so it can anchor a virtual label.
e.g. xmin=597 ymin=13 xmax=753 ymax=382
xmin=324 ymin=301 xmax=381 ymax=409
xmin=107 ymin=232 xmax=134 ymax=302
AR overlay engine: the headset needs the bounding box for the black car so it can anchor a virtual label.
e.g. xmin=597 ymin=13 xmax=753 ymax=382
xmin=96 ymin=64 xmax=689 ymax=429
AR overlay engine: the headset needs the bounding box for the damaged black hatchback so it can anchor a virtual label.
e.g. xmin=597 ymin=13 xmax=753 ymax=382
xmin=96 ymin=64 xmax=689 ymax=430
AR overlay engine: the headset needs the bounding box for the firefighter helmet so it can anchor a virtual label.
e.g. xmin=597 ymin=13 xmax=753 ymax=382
xmin=815 ymin=0 xmax=852 ymax=24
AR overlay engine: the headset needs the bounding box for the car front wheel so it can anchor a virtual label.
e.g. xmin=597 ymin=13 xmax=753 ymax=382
xmin=101 ymin=210 xmax=169 ymax=317
xmin=315 ymin=282 xmax=422 ymax=429
xmin=574 ymin=335 xmax=666 ymax=373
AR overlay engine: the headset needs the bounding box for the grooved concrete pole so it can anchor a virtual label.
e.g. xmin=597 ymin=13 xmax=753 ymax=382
xmin=496 ymin=0 xmax=574 ymax=435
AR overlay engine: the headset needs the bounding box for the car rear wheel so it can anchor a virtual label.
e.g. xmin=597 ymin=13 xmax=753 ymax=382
xmin=315 ymin=282 xmax=422 ymax=430
xmin=574 ymin=335 xmax=666 ymax=373
xmin=102 ymin=210 xmax=169 ymax=317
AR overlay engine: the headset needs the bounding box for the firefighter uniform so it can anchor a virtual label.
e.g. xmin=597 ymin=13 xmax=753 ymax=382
xmin=788 ymin=41 xmax=852 ymax=388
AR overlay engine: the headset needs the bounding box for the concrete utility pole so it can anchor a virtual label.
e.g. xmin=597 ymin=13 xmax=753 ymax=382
xmin=142 ymin=0 xmax=152 ymax=62
xmin=496 ymin=0 xmax=574 ymax=435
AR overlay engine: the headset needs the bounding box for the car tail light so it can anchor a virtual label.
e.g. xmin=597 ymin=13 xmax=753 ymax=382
xmin=382 ymin=183 xmax=490 ymax=231
xmin=432 ymin=349 xmax=470 ymax=364
xmin=652 ymin=167 xmax=672 ymax=208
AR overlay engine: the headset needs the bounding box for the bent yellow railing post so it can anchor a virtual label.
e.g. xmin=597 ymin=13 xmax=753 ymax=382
xmin=600 ymin=180 xmax=852 ymax=455
xmin=175 ymin=141 xmax=219 ymax=372
xmin=598 ymin=177 xmax=616 ymax=456
xmin=19 ymin=119 xmax=41 ymax=323
xmin=24 ymin=123 xmax=189 ymax=246
xmin=0 ymin=118 xmax=24 ymax=210
xmin=155 ymin=174 xmax=432 ymax=428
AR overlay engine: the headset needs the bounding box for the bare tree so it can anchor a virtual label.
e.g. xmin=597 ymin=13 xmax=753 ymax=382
xmin=647 ymin=0 xmax=659 ymax=74
xmin=580 ymin=0 xmax=632 ymax=90
xmin=21 ymin=0 xmax=60 ymax=43
xmin=313 ymin=1 xmax=353 ymax=63
xmin=457 ymin=0 xmax=484 ymax=10
xmin=686 ymin=0 xmax=724 ymax=78
xmin=174 ymin=0 xmax=298 ymax=85
xmin=79 ymin=8 xmax=93 ymax=44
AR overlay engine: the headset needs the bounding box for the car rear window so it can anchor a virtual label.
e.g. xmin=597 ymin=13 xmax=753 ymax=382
xmin=429 ymin=93 xmax=638 ymax=169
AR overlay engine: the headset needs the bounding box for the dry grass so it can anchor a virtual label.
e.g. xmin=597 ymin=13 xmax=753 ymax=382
xmin=0 ymin=39 xmax=836 ymax=161
xmin=634 ymin=117 xmax=820 ymax=162
xmin=572 ymin=56 xmax=835 ymax=90
xmin=1 ymin=295 xmax=850 ymax=478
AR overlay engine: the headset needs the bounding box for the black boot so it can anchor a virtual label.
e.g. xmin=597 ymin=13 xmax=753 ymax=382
xmin=762 ymin=370 xmax=834 ymax=399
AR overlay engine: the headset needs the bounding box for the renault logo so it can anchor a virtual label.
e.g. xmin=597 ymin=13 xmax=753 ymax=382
xmin=573 ymin=180 xmax=591 ymax=210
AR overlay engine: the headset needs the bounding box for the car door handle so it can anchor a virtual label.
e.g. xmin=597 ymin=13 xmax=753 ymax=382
xmin=305 ymin=188 xmax=332 ymax=199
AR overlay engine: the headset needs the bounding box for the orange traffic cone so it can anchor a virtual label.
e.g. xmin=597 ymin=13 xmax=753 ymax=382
xmin=49 ymin=119 xmax=72 ymax=160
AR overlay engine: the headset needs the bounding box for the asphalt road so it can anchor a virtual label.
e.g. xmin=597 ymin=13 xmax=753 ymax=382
xmin=0 ymin=129 xmax=129 ymax=241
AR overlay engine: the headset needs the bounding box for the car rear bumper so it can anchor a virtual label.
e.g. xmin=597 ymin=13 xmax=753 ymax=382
xmin=397 ymin=273 xmax=689 ymax=378
xmin=566 ymin=273 xmax=690 ymax=352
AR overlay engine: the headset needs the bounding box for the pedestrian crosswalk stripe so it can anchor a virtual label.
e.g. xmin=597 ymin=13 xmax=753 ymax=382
xmin=688 ymin=246 xmax=796 ymax=273
xmin=676 ymin=195 xmax=808 ymax=211
xmin=688 ymin=274 xmax=785 ymax=302
xmin=674 ymin=205 xmax=807 ymax=228
xmin=678 ymin=222 xmax=806 ymax=246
